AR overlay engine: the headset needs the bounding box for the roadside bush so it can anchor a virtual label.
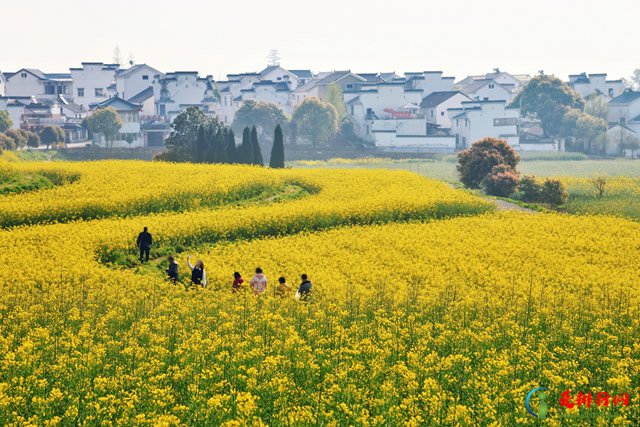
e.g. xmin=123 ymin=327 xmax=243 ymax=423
xmin=482 ymin=164 xmax=519 ymax=197
xmin=518 ymin=175 xmax=544 ymax=203
xmin=457 ymin=137 xmax=520 ymax=188
xmin=541 ymin=179 xmax=568 ymax=206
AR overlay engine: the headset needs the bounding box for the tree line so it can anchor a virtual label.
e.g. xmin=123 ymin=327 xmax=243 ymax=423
xmin=0 ymin=111 xmax=67 ymax=152
xmin=157 ymin=106 xmax=285 ymax=168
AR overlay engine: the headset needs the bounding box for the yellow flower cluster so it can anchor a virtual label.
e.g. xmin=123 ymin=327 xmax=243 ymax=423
xmin=0 ymin=160 xmax=637 ymax=425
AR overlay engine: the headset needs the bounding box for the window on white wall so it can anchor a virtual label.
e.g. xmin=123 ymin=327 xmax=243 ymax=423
xmin=21 ymin=72 xmax=27 ymax=78
xmin=77 ymin=88 xmax=85 ymax=97
xmin=142 ymin=75 xmax=149 ymax=80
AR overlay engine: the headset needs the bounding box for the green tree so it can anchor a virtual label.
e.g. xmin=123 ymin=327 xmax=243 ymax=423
xmin=163 ymin=107 xmax=225 ymax=162
xmin=226 ymin=129 xmax=237 ymax=163
xmin=240 ymin=127 xmax=254 ymax=164
xmin=0 ymin=133 xmax=13 ymax=152
xmin=251 ymin=126 xmax=263 ymax=166
xmin=457 ymin=137 xmax=520 ymax=189
xmin=584 ymin=95 xmax=609 ymax=120
xmin=0 ymin=111 xmax=12 ymax=133
xmin=86 ymin=107 xmax=123 ymax=150
xmin=26 ymin=131 xmax=40 ymax=148
xmin=291 ymin=98 xmax=338 ymax=146
xmin=231 ymin=100 xmax=288 ymax=141
xmin=269 ymin=124 xmax=285 ymax=168
xmin=213 ymin=129 xmax=229 ymax=164
xmin=39 ymin=126 xmax=64 ymax=149
xmin=326 ymin=83 xmax=347 ymax=118
xmin=5 ymin=129 xmax=28 ymax=149
xmin=512 ymin=74 xmax=584 ymax=137
xmin=576 ymin=114 xmax=607 ymax=154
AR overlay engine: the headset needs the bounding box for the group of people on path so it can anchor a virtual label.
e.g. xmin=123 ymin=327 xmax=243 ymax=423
xmin=137 ymin=227 xmax=312 ymax=300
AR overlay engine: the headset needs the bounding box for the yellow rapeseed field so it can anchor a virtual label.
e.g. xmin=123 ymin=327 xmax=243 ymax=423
xmin=0 ymin=160 xmax=637 ymax=426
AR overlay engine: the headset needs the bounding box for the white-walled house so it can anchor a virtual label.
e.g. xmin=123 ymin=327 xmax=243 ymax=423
xmin=290 ymin=70 xmax=314 ymax=87
xmin=237 ymin=81 xmax=293 ymax=114
xmin=71 ymin=62 xmax=119 ymax=109
xmin=90 ymin=96 xmax=143 ymax=148
xmin=293 ymin=71 xmax=366 ymax=106
xmin=607 ymin=90 xmax=640 ymax=133
xmin=115 ymin=64 xmax=163 ymax=101
xmin=346 ymin=82 xmax=423 ymax=140
xmin=0 ymin=71 xmax=6 ymax=96
xmin=606 ymin=124 xmax=640 ymax=157
xmin=405 ymin=71 xmax=455 ymax=97
xmin=153 ymin=72 xmax=211 ymax=119
xmin=4 ymin=69 xmax=73 ymax=100
xmin=420 ymin=91 xmax=472 ymax=129
xmin=0 ymin=96 xmax=32 ymax=129
xmin=569 ymin=73 xmax=624 ymax=99
xmin=459 ymin=79 xmax=515 ymax=102
xmin=128 ymin=87 xmax=155 ymax=117
xmin=259 ymin=66 xmax=300 ymax=89
xmin=448 ymin=100 xmax=520 ymax=149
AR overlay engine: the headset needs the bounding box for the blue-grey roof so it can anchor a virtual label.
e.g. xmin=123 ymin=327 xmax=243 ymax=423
xmin=91 ymin=96 xmax=141 ymax=111
xmin=420 ymin=91 xmax=468 ymax=109
xmin=609 ymin=90 xmax=640 ymax=105
xmin=289 ymin=69 xmax=313 ymax=78
xmin=128 ymin=87 xmax=154 ymax=103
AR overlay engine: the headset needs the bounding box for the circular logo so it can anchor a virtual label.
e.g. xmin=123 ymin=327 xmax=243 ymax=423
xmin=526 ymin=387 xmax=548 ymax=419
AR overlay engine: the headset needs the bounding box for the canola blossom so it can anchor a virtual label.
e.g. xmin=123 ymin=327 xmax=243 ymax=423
xmin=0 ymin=160 xmax=638 ymax=426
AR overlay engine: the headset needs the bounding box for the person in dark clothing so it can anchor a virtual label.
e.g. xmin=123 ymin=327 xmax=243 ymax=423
xmin=166 ymin=256 xmax=179 ymax=284
xmin=136 ymin=226 xmax=153 ymax=263
xmin=187 ymin=256 xmax=207 ymax=287
xmin=297 ymin=274 xmax=312 ymax=301
xmin=232 ymin=272 xmax=244 ymax=293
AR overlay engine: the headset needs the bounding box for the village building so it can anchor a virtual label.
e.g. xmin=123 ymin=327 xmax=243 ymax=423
xmin=568 ymin=73 xmax=624 ymax=100
xmin=70 ymin=62 xmax=120 ymax=109
xmin=448 ymin=100 xmax=520 ymax=149
xmin=90 ymin=96 xmax=143 ymax=148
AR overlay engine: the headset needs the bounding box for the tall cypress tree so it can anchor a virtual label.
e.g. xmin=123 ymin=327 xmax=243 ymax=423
xmin=213 ymin=129 xmax=228 ymax=164
xmin=226 ymin=129 xmax=236 ymax=164
xmin=241 ymin=127 xmax=253 ymax=164
xmin=204 ymin=123 xmax=216 ymax=163
xmin=251 ymin=126 xmax=263 ymax=166
xmin=269 ymin=124 xmax=285 ymax=168
xmin=195 ymin=124 xmax=208 ymax=163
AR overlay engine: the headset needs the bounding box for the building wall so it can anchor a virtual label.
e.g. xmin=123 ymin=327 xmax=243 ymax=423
xmin=71 ymin=64 xmax=117 ymax=108
xmin=409 ymin=73 xmax=455 ymax=97
xmin=450 ymin=102 xmax=520 ymax=148
xmin=607 ymin=100 xmax=640 ymax=125
xmin=425 ymin=93 xmax=471 ymax=128
xmin=154 ymin=73 xmax=208 ymax=117
xmin=261 ymin=68 xmax=299 ymax=89
xmin=470 ymin=83 xmax=513 ymax=102
xmin=5 ymin=72 xmax=43 ymax=98
xmin=116 ymin=65 xmax=159 ymax=100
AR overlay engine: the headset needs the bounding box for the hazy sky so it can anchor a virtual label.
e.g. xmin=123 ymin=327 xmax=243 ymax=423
xmin=2 ymin=0 xmax=638 ymax=81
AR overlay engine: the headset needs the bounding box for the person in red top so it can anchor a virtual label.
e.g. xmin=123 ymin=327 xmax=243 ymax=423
xmin=232 ymin=272 xmax=244 ymax=293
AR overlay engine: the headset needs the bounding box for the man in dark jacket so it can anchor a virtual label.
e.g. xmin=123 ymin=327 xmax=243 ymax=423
xmin=136 ymin=226 xmax=153 ymax=263
xmin=297 ymin=274 xmax=312 ymax=301
xmin=166 ymin=256 xmax=179 ymax=284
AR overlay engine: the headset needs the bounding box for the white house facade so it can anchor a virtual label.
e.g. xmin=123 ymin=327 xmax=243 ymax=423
xmin=4 ymin=69 xmax=73 ymax=101
xmin=607 ymin=90 xmax=640 ymax=133
xmin=90 ymin=96 xmax=143 ymax=148
xmin=115 ymin=64 xmax=163 ymax=101
xmin=569 ymin=73 xmax=624 ymax=99
xmin=71 ymin=62 xmax=119 ymax=109
xmin=420 ymin=91 xmax=472 ymax=129
xmin=448 ymin=100 xmax=520 ymax=148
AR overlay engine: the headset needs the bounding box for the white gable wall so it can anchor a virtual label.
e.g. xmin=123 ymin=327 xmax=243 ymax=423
xmin=116 ymin=65 xmax=160 ymax=100
xmin=5 ymin=72 xmax=44 ymax=98
xmin=71 ymin=64 xmax=117 ymax=108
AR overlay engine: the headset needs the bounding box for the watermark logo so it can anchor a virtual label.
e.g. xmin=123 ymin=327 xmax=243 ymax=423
xmin=526 ymin=387 xmax=631 ymax=419
xmin=525 ymin=387 xmax=548 ymax=419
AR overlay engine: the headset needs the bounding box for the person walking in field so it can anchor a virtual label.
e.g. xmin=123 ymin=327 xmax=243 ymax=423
xmin=250 ymin=267 xmax=268 ymax=295
xmin=276 ymin=276 xmax=292 ymax=298
xmin=136 ymin=226 xmax=153 ymax=263
xmin=232 ymin=272 xmax=244 ymax=293
xmin=187 ymin=256 xmax=207 ymax=288
xmin=166 ymin=256 xmax=179 ymax=284
xmin=296 ymin=274 xmax=312 ymax=301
